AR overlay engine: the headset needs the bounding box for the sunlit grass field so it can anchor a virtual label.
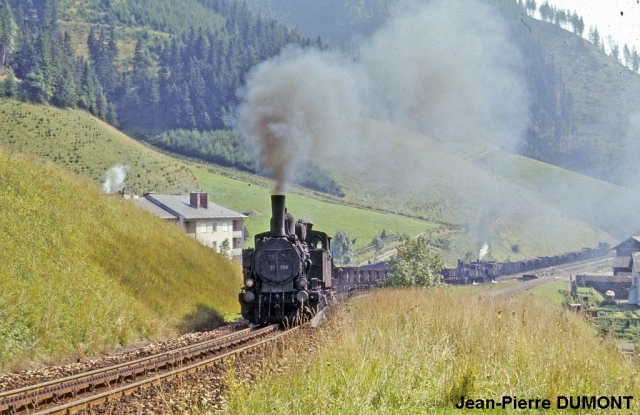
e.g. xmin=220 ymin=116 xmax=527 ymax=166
xmin=0 ymin=149 xmax=241 ymax=371
xmin=0 ymin=97 xmax=615 ymax=264
xmin=0 ymin=99 xmax=197 ymax=195
xmin=193 ymin=168 xmax=437 ymax=251
xmin=223 ymin=288 xmax=640 ymax=414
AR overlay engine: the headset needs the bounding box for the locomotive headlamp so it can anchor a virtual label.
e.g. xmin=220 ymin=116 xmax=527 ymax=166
xmin=244 ymin=278 xmax=255 ymax=288
xmin=243 ymin=291 xmax=256 ymax=303
xmin=297 ymin=278 xmax=308 ymax=288
xmin=296 ymin=291 xmax=309 ymax=303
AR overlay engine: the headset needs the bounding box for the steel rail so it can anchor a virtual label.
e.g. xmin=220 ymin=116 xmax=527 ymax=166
xmin=0 ymin=326 xmax=276 ymax=414
xmin=31 ymin=326 xmax=297 ymax=415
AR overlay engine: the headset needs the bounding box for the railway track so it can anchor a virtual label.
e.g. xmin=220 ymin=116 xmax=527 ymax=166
xmin=0 ymin=255 xmax=612 ymax=413
xmin=0 ymin=324 xmax=295 ymax=415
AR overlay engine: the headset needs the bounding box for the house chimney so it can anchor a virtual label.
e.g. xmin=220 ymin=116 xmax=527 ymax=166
xmin=200 ymin=193 xmax=209 ymax=209
xmin=190 ymin=192 xmax=200 ymax=208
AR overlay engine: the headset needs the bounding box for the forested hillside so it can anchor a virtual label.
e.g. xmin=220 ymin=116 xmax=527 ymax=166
xmin=243 ymin=0 xmax=391 ymax=47
xmin=2 ymin=0 xmax=640 ymax=194
xmin=0 ymin=0 xmax=333 ymax=187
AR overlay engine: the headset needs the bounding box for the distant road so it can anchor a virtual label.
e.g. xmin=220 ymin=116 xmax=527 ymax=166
xmin=495 ymin=254 xmax=614 ymax=282
xmin=488 ymin=254 xmax=614 ymax=300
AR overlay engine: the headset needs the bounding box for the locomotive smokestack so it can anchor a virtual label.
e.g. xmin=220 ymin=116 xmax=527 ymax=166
xmin=270 ymin=195 xmax=286 ymax=237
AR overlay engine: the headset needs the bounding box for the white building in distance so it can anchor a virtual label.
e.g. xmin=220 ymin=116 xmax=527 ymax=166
xmin=135 ymin=192 xmax=246 ymax=262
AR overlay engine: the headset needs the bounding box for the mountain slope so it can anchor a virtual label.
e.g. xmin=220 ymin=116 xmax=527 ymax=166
xmin=324 ymin=116 xmax=622 ymax=263
xmin=522 ymin=16 xmax=640 ymax=184
xmin=244 ymin=0 xmax=640 ymax=189
xmin=243 ymin=0 xmax=391 ymax=46
xmin=0 ymin=148 xmax=241 ymax=370
xmin=0 ymin=98 xmax=197 ymax=194
xmin=0 ymin=97 xmax=436 ymax=253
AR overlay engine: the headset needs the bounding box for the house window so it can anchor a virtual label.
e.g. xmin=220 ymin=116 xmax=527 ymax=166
xmin=208 ymin=221 xmax=216 ymax=233
xmin=221 ymin=221 xmax=229 ymax=232
xmin=212 ymin=241 xmax=217 ymax=250
xmin=197 ymin=221 xmax=207 ymax=233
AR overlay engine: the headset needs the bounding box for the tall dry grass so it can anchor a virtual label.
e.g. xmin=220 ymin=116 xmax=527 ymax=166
xmin=223 ymin=288 xmax=640 ymax=414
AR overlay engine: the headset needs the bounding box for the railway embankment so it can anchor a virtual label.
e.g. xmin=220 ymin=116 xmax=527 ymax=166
xmin=0 ymin=149 xmax=242 ymax=372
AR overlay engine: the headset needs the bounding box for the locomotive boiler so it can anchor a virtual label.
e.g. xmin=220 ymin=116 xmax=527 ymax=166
xmin=239 ymin=195 xmax=333 ymax=325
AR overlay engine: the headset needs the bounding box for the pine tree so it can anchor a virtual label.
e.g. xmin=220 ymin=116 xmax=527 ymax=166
xmin=0 ymin=0 xmax=21 ymax=70
xmin=87 ymin=26 xmax=118 ymax=97
xmin=3 ymin=68 xmax=17 ymax=97
xmin=24 ymin=67 xmax=51 ymax=102
xmin=632 ymin=47 xmax=640 ymax=72
xmin=569 ymin=12 xmax=585 ymax=36
xmin=539 ymin=2 xmax=552 ymax=22
xmin=588 ymin=26 xmax=601 ymax=50
xmin=525 ymin=0 xmax=536 ymax=16
xmin=607 ymin=36 xmax=620 ymax=61
xmin=623 ymin=44 xmax=632 ymax=68
xmin=51 ymin=31 xmax=76 ymax=107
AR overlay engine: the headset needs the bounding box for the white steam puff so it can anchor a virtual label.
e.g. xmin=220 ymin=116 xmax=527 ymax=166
xmin=235 ymin=0 xmax=528 ymax=191
xmin=102 ymin=164 xmax=129 ymax=193
xmin=479 ymin=243 xmax=490 ymax=261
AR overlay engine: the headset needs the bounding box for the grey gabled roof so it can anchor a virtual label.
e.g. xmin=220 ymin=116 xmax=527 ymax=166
xmin=613 ymin=256 xmax=632 ymax=269
xmin=134 ymin=197 xmax=179 ymax=220
xmin=612 ymin=236 xmax=640 ymax=251
xmin=145 ymin=194 xmax=246 ymax=220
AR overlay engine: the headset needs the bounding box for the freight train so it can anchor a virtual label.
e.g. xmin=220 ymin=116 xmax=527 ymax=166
xmin=239 ymin=195 xmax=333 ymax=325
xmin=441 ymin=242 xmax=610 ymax=284
xmin=239 ymin=195 xmax=610 ymax=323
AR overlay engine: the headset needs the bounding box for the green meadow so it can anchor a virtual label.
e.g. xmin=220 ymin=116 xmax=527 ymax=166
xmin=193 ymin=168 xmax=437 ymax=251
xmin=223 ymin=288 xmax=640 ymax=414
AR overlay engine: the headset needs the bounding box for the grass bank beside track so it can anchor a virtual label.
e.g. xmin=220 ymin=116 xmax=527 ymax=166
xmin=0 ymin=149 xmax=241 ymax=372
xmin=222 ymin=288 xmax=640 ymax=414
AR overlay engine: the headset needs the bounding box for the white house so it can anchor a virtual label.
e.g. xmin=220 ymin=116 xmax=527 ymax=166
xmin=135 ymin=192 xmax=246 ymax=262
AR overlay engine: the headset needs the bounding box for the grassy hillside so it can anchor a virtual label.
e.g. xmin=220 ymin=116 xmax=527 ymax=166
xmin=0 ymin=98 xmax=436 ymax=256
xmin=525 ymin=17 xmax=640 ymax=183
xmin=192 ymin=168 xmax=437 ymax=251
xmin=534 ymin=19 xmax=640 ymax=152
xmin=224 ymin=288 xmax=640 ymax=413
xmin=322 ymin=117 xmax=619 ymax=264
xmin=0 ymin=148 xmax=241 ymax=371
xmin=0 ymin=97 xmax=624 ymax=266
xmin=0 ymin=99 xmax=197 ymax=194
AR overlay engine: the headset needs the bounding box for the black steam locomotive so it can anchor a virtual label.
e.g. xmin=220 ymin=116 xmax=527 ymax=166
xmin=239 ymin=195 xmax=333 ymax=325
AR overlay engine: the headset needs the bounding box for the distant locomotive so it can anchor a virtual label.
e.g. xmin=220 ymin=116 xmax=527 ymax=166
xmin=239 ymin=195 xmax=333 ymax=325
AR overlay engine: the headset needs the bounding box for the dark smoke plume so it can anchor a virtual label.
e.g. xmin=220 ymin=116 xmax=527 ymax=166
xmin=235 ymin=0 xmax=528 ymax=192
